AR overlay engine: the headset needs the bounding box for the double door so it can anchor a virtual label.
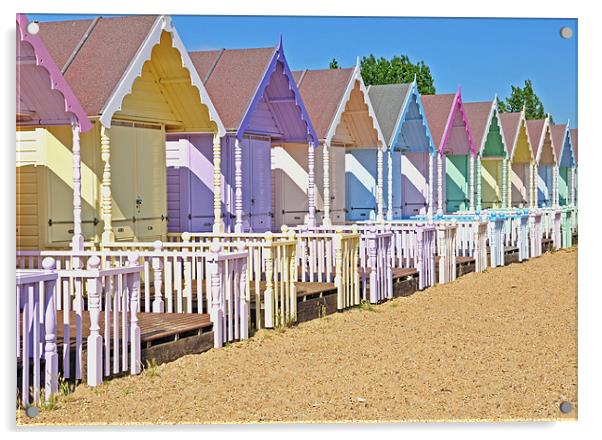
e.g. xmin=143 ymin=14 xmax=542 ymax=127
xmin=110 ymin=122 xmax=166 ymax=241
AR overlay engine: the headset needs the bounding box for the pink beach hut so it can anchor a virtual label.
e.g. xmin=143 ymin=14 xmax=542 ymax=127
xmin=422 ymin=89 xmax=476 ymax=214
xmin=16 ymin=14 xmax=92 ymax=250
xmin=167 ymin=39 xmax=317 ymax=234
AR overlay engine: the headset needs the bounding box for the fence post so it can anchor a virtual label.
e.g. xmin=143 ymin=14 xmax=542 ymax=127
xmin=264 ymin=232 xmax=275 ymax=328
xmin=86 ymin=256 xmax=103 ymax=387
xmin=127 ymin=253 xmax=141 ymax=374
xmin=237 ymin=243 xmax=249 ymax=340
xmin=208 ymin=242 xmax=224 ymax=348
xmin=416 ymin=226 xmax=425 ymax=289
xmin=385 ymin=224 xmax=393 ymax=299
xmin=367 ymin=226 xmax=378 ymax=303
xmin=287 ymin=227 xmax=298 ymax=322
xmin=334 ymin=231 xmax=344 ymax=310
xmin=152 ymin=241 xmax=164 ymax=313
xmin=42 ymin=257 xmax=58 ymax=400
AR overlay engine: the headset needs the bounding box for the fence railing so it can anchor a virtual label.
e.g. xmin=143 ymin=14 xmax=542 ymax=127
xmin=165 ymin=232 xmax=296 ymax=329
xmin=435 ymin=222 xmax=458 ymax=284
xmin=560 ymin=208 xmax=574 ymax=249
xmin=541 ymin=209 xmax=562 ymax=249
xmin=17 ymin=260 xmax=58 ymax=406
xmin=294 ymin=227 xmax=361 ymax=310
xmin=16 ymin=253 xmax=143 ymax=394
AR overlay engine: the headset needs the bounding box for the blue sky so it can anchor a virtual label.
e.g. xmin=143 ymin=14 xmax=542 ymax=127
xmin=28 ymin=14 xmax=578 ymax=125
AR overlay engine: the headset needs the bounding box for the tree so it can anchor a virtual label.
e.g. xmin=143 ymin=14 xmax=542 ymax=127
xmin=360 ymin=54 xmax=436 ymax=95
xmin=497 ymin=80 xmax=546 ymax=120
xmin=328 ymin=54 xmax=436 ymax=95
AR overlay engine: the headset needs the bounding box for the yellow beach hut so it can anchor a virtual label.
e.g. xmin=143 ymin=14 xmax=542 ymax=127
xmin=17 ymin=15 xmax=224 ymax=248
xmin=499 ymin=109 xmax=535 ymax=209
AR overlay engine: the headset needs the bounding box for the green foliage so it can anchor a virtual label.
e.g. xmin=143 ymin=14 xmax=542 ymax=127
xmin=360 ymin=54 xmax=436 ymax=95
xmin=144 ymin=358 xmax=159 ymax=377
xmin=497 ymin=80 xmax=547 ymax=120
xmin=328 ymin=54 xmax=436 ymax=95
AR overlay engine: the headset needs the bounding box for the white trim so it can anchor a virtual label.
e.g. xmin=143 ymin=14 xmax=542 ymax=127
xmin=324 ymin=59 xmax=387 ymax=150
xmin=99 ymin=15 xmax=225 ymax=136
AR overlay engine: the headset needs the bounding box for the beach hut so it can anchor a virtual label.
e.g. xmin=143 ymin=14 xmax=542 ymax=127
xmin=368 ymin=80 xmax=437 ymax=219
xmin=16 ymin=14 xmax=92 ymax=250
xmin=294 ymin=60 xmax=387 ymax=225
xmin=526 ymin=116 xmax=557 ymax=208
xmin=551 ymin=123 xmax=576 ymax=207
xmin=25 ymin=15 xmax=223 ymax=246
xmin=167 ymin=39 xmax=317 ymax=233
xmin=464 ymin=98 xmax=508 ymax=211
xmin=499 ymin=110 xmax=535 ymax=209
xmin=422 ymin=89 xmax=476 ymax=214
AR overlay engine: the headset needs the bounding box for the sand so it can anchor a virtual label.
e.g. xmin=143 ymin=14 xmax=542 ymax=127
xmin=17 ymin=247 xmax=577 ymax=425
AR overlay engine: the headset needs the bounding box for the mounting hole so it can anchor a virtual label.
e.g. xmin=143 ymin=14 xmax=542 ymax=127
xmin=25 ymin=406 xmax=39 ymax=418
xmin=560 ymin=27 xmax=573 ymax=39
xmin=26 ymin=21 xmax=40 ymax=35
xmin=559 ymin=401 xmax=573 ymax=414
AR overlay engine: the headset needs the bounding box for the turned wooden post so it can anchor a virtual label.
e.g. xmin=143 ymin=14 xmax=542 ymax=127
xmin=416 ymin=226 xmax=425 ymax=289
xmin=322 ymin=141 xmax=332 ymax=226
xmin=367 ymin=226 xmax=378 ymax=303
xmin=151 ymin=241 xmax=164 ymax=313
xmin=469 ymin=154 xmax=475 ymax=212
xmin=501 ymin=157 xmax=508 ymax=209
xmin=376 ymin=147 xmax=384 ymax=223
xmin=234 ymin=137 xmax=244 ymax=233
xmin=86 ymin=256 xmax=103 ymax=386
xmin=263 ymin=232 xmax=275 ymax=327
xmin=71 ymin=121 xmax=84 ymax=251
xmin=476 ymin=155 xmax=482 ymax=212
xmin=212 ymin=133 xmax=224 ymax=233
xmin=307 ymin=141 xmax=316 ymax=227
xmin=437 ymin=152 xmax=444 ymax=216
xmin=387 ymin=149 xmax=393 ymax=221
xmin=126 ymin=253 xmax=141 ymax=374
xmin=42 ymin=257 xmax=58 ymax=400
xmin=100 ymin=125 xmax=114 ymax=243
xmin=208 ymin=242 xmax=224 ymax=347
xmin=428 ymin=153 xmax=434 ymax=220
xmin=237 ymin=242 xmax=249 ymax=339
xmin=334 ymin=230 xmax=344 ymax=310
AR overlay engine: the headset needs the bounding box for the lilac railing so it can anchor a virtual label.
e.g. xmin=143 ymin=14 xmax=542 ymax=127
xmin=16 ymin=253 xmax=143 ymax=389
xmin=17 ymin=259 xmax=58 ymax=406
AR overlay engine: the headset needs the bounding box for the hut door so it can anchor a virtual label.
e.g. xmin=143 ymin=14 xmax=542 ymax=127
xmin=110 ymin=124 xmax=136 ymax=240
xmin=445 ymin=154 xmax=469 ymax=212
xmin=345 ymin=148 xmax=377 ymax=222
xmin=537 ymin=165 xmax=553 ymax=207
xmin=402 ymin=152 xmax=428 ymax=217
xmin=134 ymin=125 xmax=166 ymax=241
xmin=187 ymin=135 xmax=215 ymax=232
xmin=330 ymin=145 xmax=346 ymax=223
xmin=246 ymin=136 xmax=272 ymax=232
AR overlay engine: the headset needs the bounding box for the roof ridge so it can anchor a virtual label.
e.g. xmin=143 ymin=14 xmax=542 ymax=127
xmin=61 ymin=16 xmax=100 ymax=74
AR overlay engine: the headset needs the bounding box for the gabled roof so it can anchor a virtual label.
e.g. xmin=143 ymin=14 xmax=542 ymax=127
xmin=421 ymin=93 xmax=456 ymax=150
xmin=190 ymin=41 xmax=316 ymax=143
xmin=37 ymin=15 xmax=224 ymax=133
xmin=526 ymin=119 xmax=546 ymax=157
xmin=499 ymin=112 xmax=522 ymax=157
xmin=367 ymin=82 xmax=412 ymax=146
xmin=551 ymin=123 xmax=574 ymax=166
xmin=464 ymin=100 xmax=496 ymax=153
xmin=16 ymin=14 xmax=91 ymax=131
xmin=293 ymin=68 xmax=354 ymax=140
xmin=570 ymin=128 xmax=578 ymax=164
